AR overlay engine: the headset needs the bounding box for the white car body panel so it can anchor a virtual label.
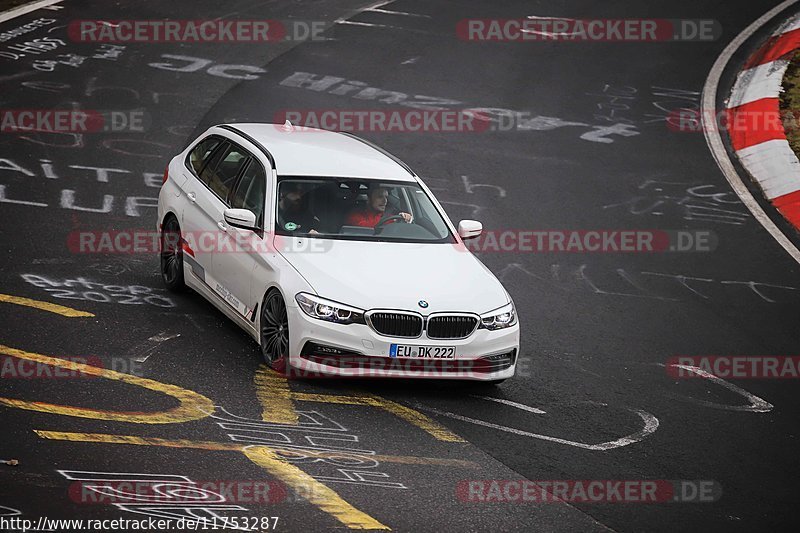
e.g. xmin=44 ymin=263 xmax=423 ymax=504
xmin=277 ymin=239 xmax=508 ymax=313
xmin=231 ymin=123 xmax=416 ymax=180
xmin=157 ymin=123 xmax=520 ymax=381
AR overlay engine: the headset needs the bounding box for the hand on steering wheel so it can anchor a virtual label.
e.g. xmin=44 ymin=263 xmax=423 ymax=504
xmin=374 ymin=213 xmax=411 ymax=234
xmin=375 ymin=214 xmax=407 ymax=228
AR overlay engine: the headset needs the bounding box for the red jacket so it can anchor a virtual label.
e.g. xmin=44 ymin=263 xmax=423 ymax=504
xmin=347 ymin=210 xmax=384 ymax=227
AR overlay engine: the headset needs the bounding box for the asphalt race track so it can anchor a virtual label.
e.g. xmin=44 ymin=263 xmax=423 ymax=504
xmin=2 ymin=1 xmax=800 ymax=531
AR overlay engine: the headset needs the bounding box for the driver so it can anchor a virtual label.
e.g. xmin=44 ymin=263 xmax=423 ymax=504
xmin=346 ymin=185 xmax=412 ymax=228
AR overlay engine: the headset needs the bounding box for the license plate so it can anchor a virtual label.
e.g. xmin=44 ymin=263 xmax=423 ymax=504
xmin=389 ymin=344 xmax=456 ymax=359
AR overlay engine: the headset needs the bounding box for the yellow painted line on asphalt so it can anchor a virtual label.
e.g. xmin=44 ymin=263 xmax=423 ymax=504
xmin=358 ymin=394 xmax=466 ymax=443
xmin=0 ymin=345 xmax=213 ymax=424
xmin=291 ymin=392 xmax=377 ymax=404
xmin=368 ymin=453 xmax=477 ymax=468
xmin=34 ymin=431 xmax=245 ymax=451
xmin=254 ymin=365 xmax=299 ymax=425
xmin=0 ymin=293 xmax=94 ymax=317
xmin=255 ymin=370 xmax=463 ymax=442
xmin=292 ymin=392 xmax=465 ymax=442
xmin=35 ymin=431 xmax=392 ymax=530
xmin=33 ymin=431 xmax=478 ymax=468
xmin=243 ymin=446 xmax=390 ymax=530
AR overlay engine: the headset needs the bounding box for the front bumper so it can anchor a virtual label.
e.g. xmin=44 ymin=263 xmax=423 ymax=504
xmin=285 ymin=304 xmax=519 ymax=380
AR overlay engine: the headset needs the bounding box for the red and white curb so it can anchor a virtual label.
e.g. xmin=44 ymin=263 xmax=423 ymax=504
xmin=0 ymin=0 xmax=63 ymax=23
xmin=727 ymin=14 xmax=800 ymax=228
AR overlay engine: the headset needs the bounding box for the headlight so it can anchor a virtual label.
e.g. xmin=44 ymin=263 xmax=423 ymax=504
xmin=295 ymin=293 xmax=366 ymax=325
xmin=480 ymin=302 xmax=517 ymax=330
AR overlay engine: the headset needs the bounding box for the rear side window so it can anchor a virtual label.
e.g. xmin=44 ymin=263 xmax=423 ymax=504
xmin=230 ymin=160 xmax=267 ymax=227
xmin=199 ymin=143 xmax=249 ymax=203
xmin=186 ymin=136 xmax=222 ymax=175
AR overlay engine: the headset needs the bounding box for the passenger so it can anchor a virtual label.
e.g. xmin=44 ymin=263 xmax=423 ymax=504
xmin=278 ymin=183 xmax=320 ymax=234
xmin=346 ymin=185 xmax=412 ymax=228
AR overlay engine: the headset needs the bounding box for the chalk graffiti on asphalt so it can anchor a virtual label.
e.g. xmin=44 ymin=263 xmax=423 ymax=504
xmin=281 ymin=71 xmax=641 ymax=143
xmin=21 ymin=274 xmax=175 ymax=308
xmin=497 ymin=262 xmax=800 ymax=304
xmin=602 ymin=179 xmax=750 ymax=225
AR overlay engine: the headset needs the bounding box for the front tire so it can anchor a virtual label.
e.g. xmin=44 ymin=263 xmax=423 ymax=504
xmin=260 ymin=290 xmax=289 ymax=374
xmin=160 ymin=216 xmax=185 ymax=292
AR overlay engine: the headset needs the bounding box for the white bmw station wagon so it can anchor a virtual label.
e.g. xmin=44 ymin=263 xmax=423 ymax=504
xmin=157 ymin=123 xmax=519 ymax=382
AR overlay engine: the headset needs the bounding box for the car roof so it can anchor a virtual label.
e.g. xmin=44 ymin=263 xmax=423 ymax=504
xmin=218 ymin=123 xmax=417 ymax=182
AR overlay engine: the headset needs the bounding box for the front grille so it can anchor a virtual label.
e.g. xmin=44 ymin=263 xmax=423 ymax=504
xmin=427 ymin=315 xmax=478 ymax=339
xmin=369 ymin=312 xmax=423 ymax=337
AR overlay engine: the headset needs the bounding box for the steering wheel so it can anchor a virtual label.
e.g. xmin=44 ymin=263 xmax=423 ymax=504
xmin=374 ymin=215 xmax=407 ymax=232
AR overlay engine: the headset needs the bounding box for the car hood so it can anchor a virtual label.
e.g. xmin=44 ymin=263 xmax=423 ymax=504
xmin=277 ymin=238 xmax=509 ymax=313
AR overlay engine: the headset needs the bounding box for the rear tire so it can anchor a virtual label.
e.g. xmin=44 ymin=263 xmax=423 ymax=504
xmin=260 ymin=290 xmax=289 ymax=374
xmin=160 ymin=216 xmax=185 ymax=292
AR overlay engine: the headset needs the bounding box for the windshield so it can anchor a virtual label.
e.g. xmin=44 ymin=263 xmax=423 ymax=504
xmin=275 ymin=177 xmax=456 ymax=243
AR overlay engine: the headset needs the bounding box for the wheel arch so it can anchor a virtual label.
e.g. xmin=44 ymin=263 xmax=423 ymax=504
xmin=161 ymin=210 xmax=179 ymax=227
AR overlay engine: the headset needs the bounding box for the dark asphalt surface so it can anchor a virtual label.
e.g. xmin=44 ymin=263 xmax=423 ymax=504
xmin=1 ymin=0 xmax=800 ymax=532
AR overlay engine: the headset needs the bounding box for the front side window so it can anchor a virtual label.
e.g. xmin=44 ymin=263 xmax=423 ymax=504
xmin=275 ymin=177 xmax=455 ymax=243
xmin=199 ymin=143 xmax=249 ymax=203
xmin=230 ymin=160 xmax=267 ymax=227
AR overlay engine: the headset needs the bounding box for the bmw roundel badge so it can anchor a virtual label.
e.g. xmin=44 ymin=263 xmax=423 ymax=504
xmin=418 ymin=300 xmax=429 ymax=308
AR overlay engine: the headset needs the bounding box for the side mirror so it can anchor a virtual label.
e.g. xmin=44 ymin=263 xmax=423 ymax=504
xmin=224 ymin=208 xmax=257 ymax=231
xmin=458 ymin=219 xmax=482 ymax=240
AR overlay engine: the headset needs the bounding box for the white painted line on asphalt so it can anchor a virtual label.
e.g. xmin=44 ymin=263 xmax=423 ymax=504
xmin=415 ymin=403 xmax=659 ymax=451
xmin=702 ymin=0 xmax=800 ymax=265
xmin=133 ymin=331 xmax=181 ymax=363
xmin=335 ymin=19 xmax=436 ymax=35
xmin=337 ymin=20 xmax=388 ymax=28
xmin=521 ymin=16 xmax=580 ymax=37
xmin=367 ymin=8 xmax=431 ymax=19
xmin=0 ymin=0 xmax=62 ymax=24
xmin=526 ymin=16 xmax=577 ymax=21
xmin=663 ymin=364 xmax=774 ymax=412
xmin=334 ymin=0 xmax=392 ymax=24
xmin=472 ymin=395 xmax=547 ymax=414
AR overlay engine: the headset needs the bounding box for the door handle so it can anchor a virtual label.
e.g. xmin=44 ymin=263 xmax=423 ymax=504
xmin=217 ymin=221 xmax=227 ymax=231
xmin=187 ymin=192 xmax=196 ymax=203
